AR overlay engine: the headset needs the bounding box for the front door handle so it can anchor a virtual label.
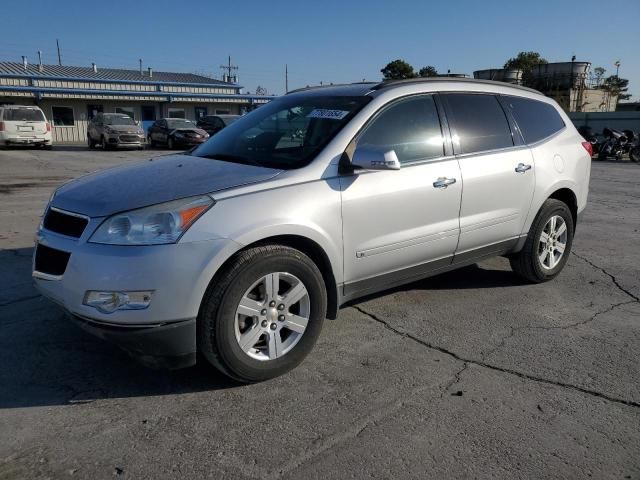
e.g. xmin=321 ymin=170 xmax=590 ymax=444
xmin=515 ymin=163 xmax=532 ymax=173
xmin=433 ymin=177 xmax=457 ymax=189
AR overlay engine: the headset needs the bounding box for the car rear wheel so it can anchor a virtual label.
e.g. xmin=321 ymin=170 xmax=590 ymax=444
xmin=510 ymin=199 xmax=574 ymax=283
xmin=198 ymin=245 xmax=327 ymax=383
xmin=167 ymin=137 xmax=175 ymax=149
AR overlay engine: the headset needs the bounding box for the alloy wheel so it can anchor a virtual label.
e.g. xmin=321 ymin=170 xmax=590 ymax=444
xmin=234 ymin=272 xmax=310 ymax=361
xmin=538 ymin=215 xmax=567 ymax=270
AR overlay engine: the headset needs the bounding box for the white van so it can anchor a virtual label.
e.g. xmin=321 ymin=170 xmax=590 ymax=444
xmin=0 ymin=105 xmax=52 ymax=148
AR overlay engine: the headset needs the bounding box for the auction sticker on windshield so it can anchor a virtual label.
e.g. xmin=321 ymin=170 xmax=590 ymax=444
xmin=307 ymin=109 xmax=349 ymax=120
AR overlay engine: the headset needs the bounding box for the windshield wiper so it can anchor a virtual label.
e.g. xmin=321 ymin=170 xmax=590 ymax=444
xmin=199 ymin=153 xmax=263 ymax=167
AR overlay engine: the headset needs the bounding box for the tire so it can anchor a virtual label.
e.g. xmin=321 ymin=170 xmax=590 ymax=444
xmin=147 ymin=135 xmax=156 ymax=148
xmin=629 ymin=147 xmax=640 ymax=163
xmin=88 ymin=135 xmax=96 ymax=149
xmin=101 ymin=136 xmax=111 ymax=150
xmin=510 ymin=199 xmax=574 ymax=283
xmin=167 ymin=137 xmax=174 ymax=149
xmin=198 ymin=245 xmax=327 ymax=383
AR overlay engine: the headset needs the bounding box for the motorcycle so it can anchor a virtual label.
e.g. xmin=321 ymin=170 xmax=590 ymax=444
xmin=597 ymin=128 xmax=631 ymax=161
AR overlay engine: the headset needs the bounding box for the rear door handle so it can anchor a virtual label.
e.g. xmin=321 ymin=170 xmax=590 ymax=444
xmin=515 ymin=163 xmax=532 ymax=173
xmin=433 ymin=177 xmax=457 ymax=189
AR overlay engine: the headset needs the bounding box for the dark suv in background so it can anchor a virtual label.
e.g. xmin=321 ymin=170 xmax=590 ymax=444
xmin=147 ymin=118 xmax=209 ymax=149
xmin=197 ymin=114 xmax=241 ymax=136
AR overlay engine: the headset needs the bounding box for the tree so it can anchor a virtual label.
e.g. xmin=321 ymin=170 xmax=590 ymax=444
xmin=381 ymin=59 xmax=415 ymax=80
xmin=593 ymin=67 xmax=606 ymax=86
xmin=418 ymin=66 xmax=438 ymax=77
xmin=504 ymin=51 xmax=548 ymax=87
xmin=602 ymin=75 xmax=631 ymax=101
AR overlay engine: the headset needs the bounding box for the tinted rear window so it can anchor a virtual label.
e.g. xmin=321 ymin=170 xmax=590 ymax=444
xmin=3 ymin=108 xmax=45 ymax=122
xmin=445 ymin=93 xmax=513 ymax=154
xmin=503 ymin=96 xmax=565 ymax=144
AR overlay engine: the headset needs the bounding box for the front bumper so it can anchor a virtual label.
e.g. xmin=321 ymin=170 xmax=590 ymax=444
xmin=173 ymin=136 xmax=207 ymax=147
xmin=33 ymin=225 xmax=241 ymax=367
xmin=70 ymin=314 xmax=196 ymax=369
xmin=105 ymin=133 xmax=145 ymax=147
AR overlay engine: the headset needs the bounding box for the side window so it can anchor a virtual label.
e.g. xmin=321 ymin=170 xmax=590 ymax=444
xmin=503 ymin=96 xmax=565 ymax=144
xmin=445 ymin=93 xmax=513 ymax=154
xmin=357 ymin=95 xmax=444 ymax=164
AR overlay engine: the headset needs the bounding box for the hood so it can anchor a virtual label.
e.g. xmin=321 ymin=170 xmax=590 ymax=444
xmin=51 ymin=154 xmax=283 ymax=217
xmin=105 ymin=124 xmax=141 ymax=133
xmin=173 ymin=127 xmax=208 ymax=136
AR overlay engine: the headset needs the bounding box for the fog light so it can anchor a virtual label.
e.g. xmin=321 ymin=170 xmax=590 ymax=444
xmin=83 ymin=290 xmax=153 ymax=314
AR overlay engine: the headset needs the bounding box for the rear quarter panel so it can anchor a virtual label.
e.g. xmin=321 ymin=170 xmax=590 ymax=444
xmin=524 ymin=125 xmax=591 ymax=232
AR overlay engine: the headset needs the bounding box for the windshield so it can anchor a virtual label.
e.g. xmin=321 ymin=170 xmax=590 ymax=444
xmin=104 ymin=115 xmax=136 ymax=126
xmin=3 ymin=108 xmax=45 ymax=122
xmin=167 ymin=119 xmax=196 ymax=129
xmin=192 ymin=95 xmax=371 ymax=169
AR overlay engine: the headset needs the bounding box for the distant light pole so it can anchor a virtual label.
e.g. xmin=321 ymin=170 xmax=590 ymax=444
xmin=614 ymin=60 xmax=621 ymax=77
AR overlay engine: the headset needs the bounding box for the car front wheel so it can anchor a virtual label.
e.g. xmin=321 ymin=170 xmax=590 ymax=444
xmin=198 ymin=245 xmax=327 ymax=383
xmin=510 ymin=199 xmax=574 ymax=283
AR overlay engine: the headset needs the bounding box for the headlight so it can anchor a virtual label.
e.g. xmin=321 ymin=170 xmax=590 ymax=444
xmin=104 ymin=126 xmax=116 ymax=134
xmin=89 ymin=195 xmax=214 ymax=245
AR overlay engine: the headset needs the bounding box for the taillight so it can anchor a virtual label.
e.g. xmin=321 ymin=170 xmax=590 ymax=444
xmin=581 ymin=141 xmax=593 ymax=157
xmin=46 ymin=122 xmax=51 ymax=132
xmin=0 ymin=122 xmax=4 ymax=131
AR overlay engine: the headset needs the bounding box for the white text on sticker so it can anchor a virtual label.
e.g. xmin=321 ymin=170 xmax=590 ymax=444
xmin=307 ymin=109 xmax=349 ymax=120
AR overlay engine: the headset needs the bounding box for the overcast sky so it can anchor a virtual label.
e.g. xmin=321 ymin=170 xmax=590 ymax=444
xmin=4 ymin=0 xmax=639 ymax=99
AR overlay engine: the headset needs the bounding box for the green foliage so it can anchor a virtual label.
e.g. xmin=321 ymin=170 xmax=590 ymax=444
xmin=380 ymin=59 xmax=416 ymax=80
xmin=418 ymin=66 xmax=438 ymax=78
xmin=602 ymin=75 xmax=631 ymax=100
xmin=504 ymin=51 xmax=548 ymax=87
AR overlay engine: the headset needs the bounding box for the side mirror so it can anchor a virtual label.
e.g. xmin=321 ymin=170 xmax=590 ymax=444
xmin=351 ymin=145 xmax=401 ymax=171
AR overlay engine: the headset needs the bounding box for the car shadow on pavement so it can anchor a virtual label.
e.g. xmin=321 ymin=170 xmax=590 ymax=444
xmin=344 ymin=263 xmax=527 ymax=307
xmin=1 ymin=249 xmax=522 ymax=409
xmin=0 ymin=247 xmax=239 ymax=409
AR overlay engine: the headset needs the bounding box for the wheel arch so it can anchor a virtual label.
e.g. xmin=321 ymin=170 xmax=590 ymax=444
xmin=207 ymin=234 xmax=339 ymax=320
xmin=547 ymin=187 xmax=578 ymax=228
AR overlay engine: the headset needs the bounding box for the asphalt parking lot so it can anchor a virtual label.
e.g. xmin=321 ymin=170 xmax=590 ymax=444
xmin=1 ymin=146 xmax=639 ymax=479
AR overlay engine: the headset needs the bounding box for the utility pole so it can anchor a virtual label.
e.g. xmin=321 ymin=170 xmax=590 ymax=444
xmin=220 ymin=55 xmax=238 ymax=83
xmin=614 ymin=60 xmax=621 ymax=77
xmin=285 ymin=64 xmax=288 ymax=93
xmin=56 ymin=39 xmax=62 ymax=66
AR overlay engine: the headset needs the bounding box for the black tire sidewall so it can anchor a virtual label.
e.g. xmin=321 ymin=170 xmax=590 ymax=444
xmin=205 ymin=250 xmax=326 ymax=382
xmin=530 ymin=203 xmax=574 ymax=280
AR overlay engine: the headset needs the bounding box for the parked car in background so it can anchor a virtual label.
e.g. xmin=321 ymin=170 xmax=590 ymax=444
xmin=0 ymin=105 xmax=52 ymax=148
xmin=87 ymin=113 xmax=145 ymax=150
xmin=147 ymin=118 xmax=209 ymax=149
xmin=33 ymin=79 xmax=591 ymax=383
xmin=197 ymin=114 xmax=241 ymax=136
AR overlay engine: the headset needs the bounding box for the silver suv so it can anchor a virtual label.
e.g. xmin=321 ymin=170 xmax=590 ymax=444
xmin=34 ymin=79 xmax=591 ymax=382
xmin=87 ymin=112 xmax=145 ymax=150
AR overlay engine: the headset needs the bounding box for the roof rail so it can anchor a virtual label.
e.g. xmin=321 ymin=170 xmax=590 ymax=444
xmin=371 ymin=77 xmax=542 ymax=95
xmin=286 ymin=82 xmax=376 ymax=95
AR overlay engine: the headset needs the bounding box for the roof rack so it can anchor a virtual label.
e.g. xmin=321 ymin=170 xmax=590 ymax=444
xmin=371 ymin=77 xmax=541 ymax=95
xmin=286 ymin=82 xmax=376 ymax=95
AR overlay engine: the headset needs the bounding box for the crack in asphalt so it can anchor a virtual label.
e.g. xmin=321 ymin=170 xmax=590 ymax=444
xmin=353 ymin=305 xmax=640 ymax=409
xmin=572 ymin=251 xmax=640 ymax=303
xmin=482 ymin=300 xmax=637 ymax=360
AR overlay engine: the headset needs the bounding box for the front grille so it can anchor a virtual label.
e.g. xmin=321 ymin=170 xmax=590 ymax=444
xmin=35 ymin=244 xmax=71 ymax=276
xmin=43 ymin=208 xmax=88 ymax=238
xmin=119 ymin=135 xmax=139 ymax=143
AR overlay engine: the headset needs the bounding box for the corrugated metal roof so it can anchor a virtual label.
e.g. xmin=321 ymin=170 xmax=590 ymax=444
xmin=0 ymin=61 xmax=235 ymax=86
